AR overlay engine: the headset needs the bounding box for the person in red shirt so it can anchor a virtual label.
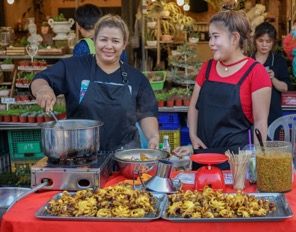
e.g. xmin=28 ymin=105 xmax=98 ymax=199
xmin=187 ymin=3 xmax=271 ymax=167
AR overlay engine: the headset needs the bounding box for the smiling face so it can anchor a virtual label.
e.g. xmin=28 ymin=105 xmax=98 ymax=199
xmin=255 ymin=33 xmax=274 ymax=55
xmin=95 ymin=26 xmax=126 ymax=65
xmin=208 ymin=23 xmax=236 ymax=61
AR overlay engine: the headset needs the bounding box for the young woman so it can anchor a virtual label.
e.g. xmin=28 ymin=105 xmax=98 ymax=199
xmin=253 ymin=22 xmax=289 ymax=125
xmin=31 ymin=15 xmax=159 ymax=152
xmin=187 ymin=6 xmax=272 ymax=163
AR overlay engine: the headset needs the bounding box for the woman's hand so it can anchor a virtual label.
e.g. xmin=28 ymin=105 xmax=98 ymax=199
xmin=173 ymin=145 xmax=193 ymax=157
xmin=148 ymin=135 xmax=159 ymax=149
xmin=31 ymin=79 xmax=56 ymax=112
xmin=267 ymin=68 xmax=275 ymax=80
xmin=190 ymin=135 xmax=207 ymax=150
xmin=35 ymin=86 xmax=56 ymax=112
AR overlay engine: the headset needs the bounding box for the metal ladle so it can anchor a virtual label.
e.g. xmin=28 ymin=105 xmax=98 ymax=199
xmin=48 ymin=111 xmax=64 ymax=129
xmin=255 ymin=128 xmax=265 ymax=154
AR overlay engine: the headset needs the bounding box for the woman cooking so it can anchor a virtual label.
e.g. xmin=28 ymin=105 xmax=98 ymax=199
xmin=187 ymin=4 xmax=271 ymax=168
xmin=30 ymin=14 xmax=159 ymax=152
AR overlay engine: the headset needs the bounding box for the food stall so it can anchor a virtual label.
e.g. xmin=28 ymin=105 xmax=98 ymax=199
xmin=1 ymin=0 xmax=296 ymax=231
xmin=1 ymin=176 xmax=296 ymax=232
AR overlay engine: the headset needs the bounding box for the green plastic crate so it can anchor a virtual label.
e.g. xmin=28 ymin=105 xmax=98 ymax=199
xmin=143 ymin=71 xmax=166 ymax=91
xmin=8 ymin=130 xmax=44 ymax=161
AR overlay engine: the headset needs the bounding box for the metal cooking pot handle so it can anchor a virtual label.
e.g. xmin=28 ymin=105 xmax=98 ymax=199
xmin=6 ymin=180 xmax=48 ymax=212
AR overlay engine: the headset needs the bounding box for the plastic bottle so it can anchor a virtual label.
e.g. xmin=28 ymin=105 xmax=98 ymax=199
xmin=162 ymin=135 xmax=171 ymax=153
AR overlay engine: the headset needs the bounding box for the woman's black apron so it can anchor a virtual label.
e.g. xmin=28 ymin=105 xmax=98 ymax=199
xmin=194 ymin=60 xmax=258 ymax=169
xmin=70 ymin=57 xmax=140 ymax=152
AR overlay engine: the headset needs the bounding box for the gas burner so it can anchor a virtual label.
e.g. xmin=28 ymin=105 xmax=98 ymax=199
xmin=31 ymin=152 xmax=114 ymax=191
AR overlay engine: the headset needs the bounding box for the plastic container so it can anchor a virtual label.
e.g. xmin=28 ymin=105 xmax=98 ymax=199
xmin=256 ymin=141 xmax=293 ymax=192
xmin=242 ymin=144 xmax=256 ymax=184
xmin=8 ymin=129 xmax=44 ymax=161
xmin=143 ymin=71 xmax=166 ymax=91
xmin=158 ymin=112 xmax=180 ymax=130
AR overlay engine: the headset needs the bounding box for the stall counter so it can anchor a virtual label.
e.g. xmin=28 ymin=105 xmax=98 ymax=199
xmin=1 ymin=176 xmax=296 ymax=232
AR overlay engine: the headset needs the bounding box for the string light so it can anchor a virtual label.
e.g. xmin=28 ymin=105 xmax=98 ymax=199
xmin=176 ymin=0 xmax=190 ymax=11
xmin=7 ymin=0 xmax=15 ymax=4
xmin=176 ymin=0 xmax=184 ymax=6
xmin=183 ymin=3 xmax=190 ymax=11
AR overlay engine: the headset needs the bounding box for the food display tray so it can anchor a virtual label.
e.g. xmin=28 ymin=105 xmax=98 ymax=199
xmin=35 ymin=192 xmax=167 ymax=222
xmin=161 ymin=193 xmax=293 ymax=222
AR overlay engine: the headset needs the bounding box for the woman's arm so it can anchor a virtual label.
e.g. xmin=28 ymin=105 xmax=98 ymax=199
xmin=31 ymin=79 xmax=56 ymax=112
xmin=269 ymin=55 xmax=289 ymax=93
xmin=188 ymin=84 xmax=207 ymax=149
xmin=140 ymin=117 xmax=159 ymax=149
xmin=252 ymin=87 xmax=272 ymax=142
xmin=270 ymin=75 xmax=288 ymax=92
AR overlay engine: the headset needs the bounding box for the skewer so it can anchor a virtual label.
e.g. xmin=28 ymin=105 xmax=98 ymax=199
xmin=225 ymin=150 xmax=250 ymax=190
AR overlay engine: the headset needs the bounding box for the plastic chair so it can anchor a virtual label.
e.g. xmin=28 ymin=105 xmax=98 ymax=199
xmin=268 ymin=114 xmax=296 ymax=168
xmin=268 ymin=114 xmax=296 ymax=141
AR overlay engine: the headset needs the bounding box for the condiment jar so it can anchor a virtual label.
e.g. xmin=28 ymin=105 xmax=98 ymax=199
xmin=256 ymin=141 xmax=293 ymax=192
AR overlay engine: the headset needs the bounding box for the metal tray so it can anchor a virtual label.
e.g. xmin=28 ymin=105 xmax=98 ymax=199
xmin=35 ymin=192 xmax=167 ymax=222
xmin=161 ymin=193 xmax=293 ymax=222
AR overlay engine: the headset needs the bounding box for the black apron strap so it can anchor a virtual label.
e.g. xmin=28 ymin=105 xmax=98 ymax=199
xmin=205 ymin=59 xmax=213 ymax=80
xmin=237 ymin=61 xmax=258 ymax=86
xmin=270 ymin=53 xmax=275 ymax=69
xmin=119 ymin=60 xmax=128 ymax=84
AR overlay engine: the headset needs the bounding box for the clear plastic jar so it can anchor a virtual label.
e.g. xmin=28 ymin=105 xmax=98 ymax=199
xmin=256 ymin=141 xmax=293 ymax=192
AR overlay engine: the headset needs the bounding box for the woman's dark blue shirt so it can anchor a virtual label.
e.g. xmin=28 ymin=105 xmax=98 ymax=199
xmin=33 ymin=55 xmax=157 ymax=120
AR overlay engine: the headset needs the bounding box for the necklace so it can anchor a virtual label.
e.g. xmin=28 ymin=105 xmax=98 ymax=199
xmin=220 ymin=57 xmax=248 ymax=72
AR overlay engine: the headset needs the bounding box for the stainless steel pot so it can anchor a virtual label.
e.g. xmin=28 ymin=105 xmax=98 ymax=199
xmin=113 ymin=149 xmax=169 ymax=179
xmin=40 ymin=119 xmax=103 ymax=160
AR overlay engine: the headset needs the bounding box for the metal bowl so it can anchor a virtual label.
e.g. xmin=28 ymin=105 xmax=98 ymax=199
xmin=113 ymin=149 xmax=169 ymax=179
xmin=0 ymin=187 xmax=31 ymax=217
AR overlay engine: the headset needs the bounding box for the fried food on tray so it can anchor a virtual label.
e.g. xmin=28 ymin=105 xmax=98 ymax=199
xmin=166 ymin=186 xmax=276 ymax=218
xmin=46 ymin=184 xmax=156 ymax=218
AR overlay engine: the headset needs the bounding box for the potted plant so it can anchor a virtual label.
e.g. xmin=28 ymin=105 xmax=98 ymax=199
xmin=2 ymin=111 xmax=11 ymax=122
xmin=183 ymin=89 xmax=192 ymax=106
xmin=27 ymin=112 xmax=37 ymax=123
xmin=160 ymin=20 xmax=175 ymax=41
xmin=155 ymin=92 xmax=167 ymax=107
xmin=188 ymin=31 xmax=200 ymax=44
xmin=48 ymin=13 xmax=75 ymax=40
xmin=1 ymin=58 xmax=15 ymax=70
xmin=53 ymin=103 xmax=66 ymax=119
xmin=166 ymin=89 xmax=178 ymax=107
xmin=44 ymin=113 xmax=53 ymax=122
xmin=19 ymin=112 xmax=28 ymax=123
xmin=11 ymin=112 xmax=19 ymax=123
xmin=146 ymin=28 xmax=157 ymax=47
xmin=147 ymin=17 xmax=157 ymax=29
xmin=36 ymin=112 xmax=45 ymax=123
